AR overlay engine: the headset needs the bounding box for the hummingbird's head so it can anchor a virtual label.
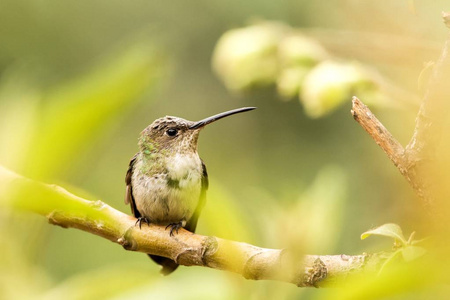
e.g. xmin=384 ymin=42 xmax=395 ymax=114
xmin=139 ymin=116 xmax=198 ymax=155
xmin=138 ymin=107 xmax=256 ymax=155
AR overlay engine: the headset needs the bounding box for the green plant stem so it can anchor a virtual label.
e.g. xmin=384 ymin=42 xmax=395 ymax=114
xmin=0 ymin=165 xmax=385 ymax=288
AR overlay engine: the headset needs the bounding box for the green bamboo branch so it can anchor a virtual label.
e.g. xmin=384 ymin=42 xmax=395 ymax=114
xmin=0 ymin=165 xmax=384 ymax=287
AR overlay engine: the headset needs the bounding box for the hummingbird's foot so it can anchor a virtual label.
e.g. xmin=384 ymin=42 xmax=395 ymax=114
xmin=135 ymin=217 xmax=151 ymax=229
xmin=165 ymin=222 xmax=183 ymax=237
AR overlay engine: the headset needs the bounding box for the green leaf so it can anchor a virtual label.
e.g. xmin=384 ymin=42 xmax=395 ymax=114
xmin=378 ymin=249 xmax=402 ymax=276
xmin=294 ymin=166 xmax=347 ymax=253
xmin=361 ymin=223 xmax=407 ymax=245
xmin=401 ymin=246 xmax=427 ymax=262
xmin=27 ymin=42 xmax=166 ymax=178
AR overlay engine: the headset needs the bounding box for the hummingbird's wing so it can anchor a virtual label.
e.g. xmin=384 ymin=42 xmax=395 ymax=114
xmin=125 ymin=153 xmax=141 ymax=219
xmin=125 ymin=153 xmax=179 ymax=275
xmin=185 ymin=160 xmax=209 ymax=233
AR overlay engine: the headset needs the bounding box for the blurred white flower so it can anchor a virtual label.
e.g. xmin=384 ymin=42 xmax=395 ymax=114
xmin=278 ymin=33 xmax=329 ymax=68
xmin=276 ymin=67 xmax=310 ymax=99
xmin=212 ymin=21 xmax=288 ymax=92
xmin=300 ymin=61 xmax=378 ymax=118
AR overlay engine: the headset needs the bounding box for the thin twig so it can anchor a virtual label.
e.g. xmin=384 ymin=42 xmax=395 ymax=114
xmin=351 ymin=97 xmax=406 ymax=174
xmin=350 ymin=97 xmax=416 ymax=190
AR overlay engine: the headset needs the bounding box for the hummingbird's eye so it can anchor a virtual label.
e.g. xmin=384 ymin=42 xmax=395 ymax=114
xmin=166 ymin=128 xmax=178 ymax=137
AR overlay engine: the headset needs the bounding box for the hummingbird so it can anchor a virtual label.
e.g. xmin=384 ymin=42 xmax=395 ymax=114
xmin=125 ymin=107 xmax=256 ymax=275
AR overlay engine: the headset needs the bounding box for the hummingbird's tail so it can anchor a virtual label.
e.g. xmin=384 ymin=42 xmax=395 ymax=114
xmin=149 ymin=254 xmax=179 ymax=275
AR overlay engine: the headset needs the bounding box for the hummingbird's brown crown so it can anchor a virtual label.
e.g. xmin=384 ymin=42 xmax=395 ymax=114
xmin=139 ymin=116 xmax=198 ymax=155
xmin=149 ymin=116 xmax=193 ymax=131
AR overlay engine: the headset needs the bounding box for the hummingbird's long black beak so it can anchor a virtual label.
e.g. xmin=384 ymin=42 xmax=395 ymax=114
xmin=189 ymin=107 xmax=256 ymax=130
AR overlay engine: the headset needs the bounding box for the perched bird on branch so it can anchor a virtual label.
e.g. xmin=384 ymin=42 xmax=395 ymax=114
xmin=125 ymin=107 xmax=255 ymax=274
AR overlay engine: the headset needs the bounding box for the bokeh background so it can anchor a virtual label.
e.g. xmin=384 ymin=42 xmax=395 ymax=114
xmin=1 ymin=1 xmax=449 ymax=299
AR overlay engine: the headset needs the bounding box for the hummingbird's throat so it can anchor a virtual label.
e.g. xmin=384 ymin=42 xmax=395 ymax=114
xmin=139 ymin=134 xmax=158 ymax=152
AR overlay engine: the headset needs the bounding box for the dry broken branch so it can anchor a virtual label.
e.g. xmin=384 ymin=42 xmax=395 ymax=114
xmin=350 ymin=98 xmax=407 ymax=175
xmin=352 ymin=12 xmax=450 ymax=216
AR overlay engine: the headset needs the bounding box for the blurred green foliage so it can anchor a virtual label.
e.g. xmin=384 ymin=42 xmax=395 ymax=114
xmin=0 ymin=0 xmax=449 ymax=299
xmin=212 ymin=21 xmax=418 ymax=118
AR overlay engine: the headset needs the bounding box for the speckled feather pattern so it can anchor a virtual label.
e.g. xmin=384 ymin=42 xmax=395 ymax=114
xmin=130 ymin=116 xmax=204 ymax=225
xmin=131 ymin=152 xmax=203 ymax=224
